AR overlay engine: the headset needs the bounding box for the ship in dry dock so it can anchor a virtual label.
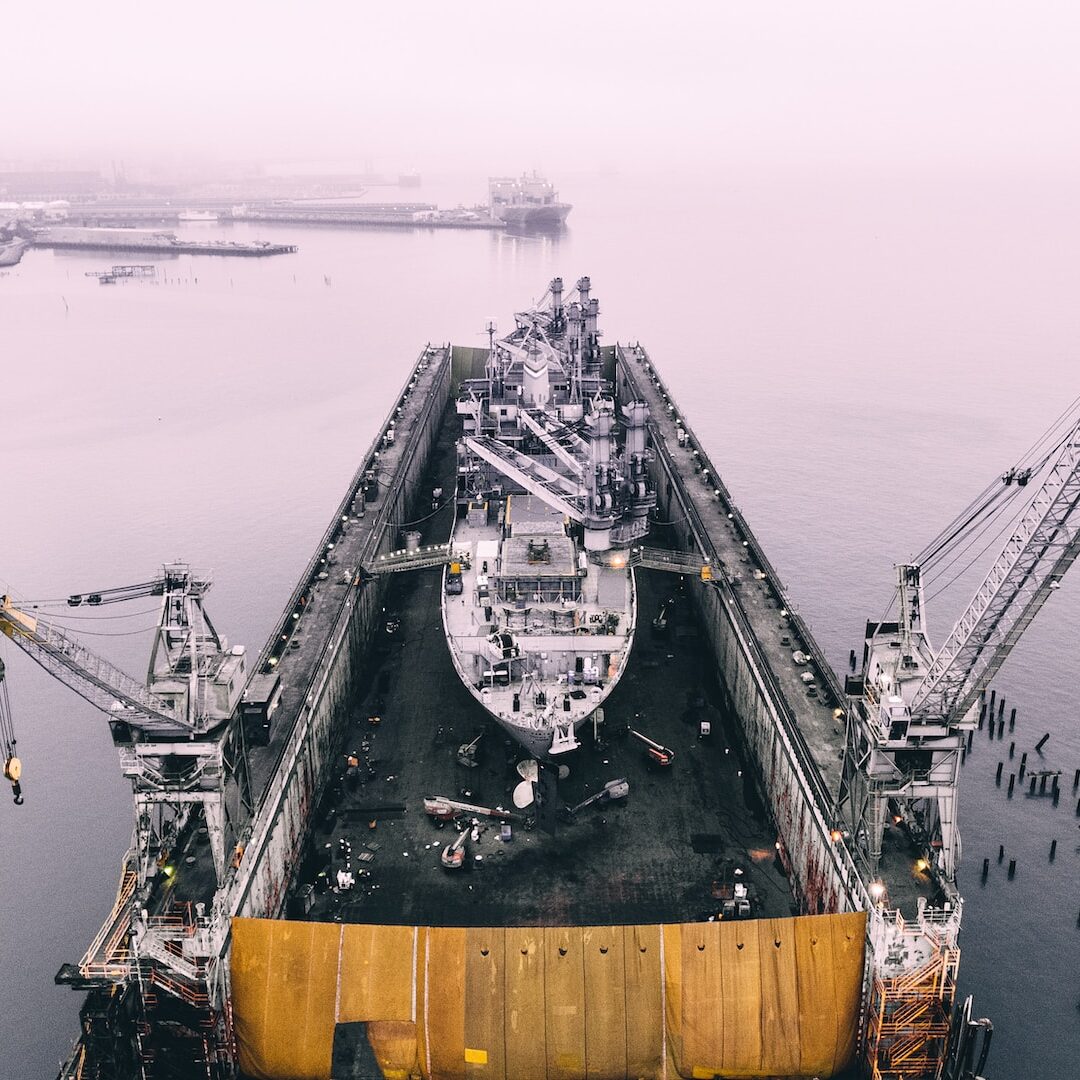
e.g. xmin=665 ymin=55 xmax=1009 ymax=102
xmin=443 ymin=278 xmax=653 ymax=759
xmin=12 ymin=275 xmax=1068 ymax=1080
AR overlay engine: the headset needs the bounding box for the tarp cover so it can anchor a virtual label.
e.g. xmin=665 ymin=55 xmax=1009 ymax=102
xmin=230 ymin=912 xmax=866 ymax=1080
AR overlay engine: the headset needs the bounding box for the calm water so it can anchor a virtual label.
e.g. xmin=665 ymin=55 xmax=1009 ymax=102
xmin=2 ymin=171 xmax=1078 ymax=1077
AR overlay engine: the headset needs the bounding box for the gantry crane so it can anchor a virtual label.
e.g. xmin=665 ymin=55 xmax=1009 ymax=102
xmin=840 ymin=409 xmax=1080 ymax=882
xmin=0 ymin=563 xmax=250 ymax=888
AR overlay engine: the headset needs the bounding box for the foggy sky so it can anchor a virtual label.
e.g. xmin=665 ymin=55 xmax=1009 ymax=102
xmin=6 ymin=1 xmax=1080 ymax=175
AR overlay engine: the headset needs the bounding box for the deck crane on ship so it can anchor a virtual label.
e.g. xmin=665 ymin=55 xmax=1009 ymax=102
xmin=840 ymin=406 xmax=1080 ymax=885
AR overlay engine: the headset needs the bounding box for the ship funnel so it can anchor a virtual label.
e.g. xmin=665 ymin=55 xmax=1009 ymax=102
xmin=550 ymin=277 xmax=564 ymax=327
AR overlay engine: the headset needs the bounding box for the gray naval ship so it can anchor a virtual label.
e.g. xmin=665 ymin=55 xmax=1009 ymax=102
xmin=441 ymin=277 xmax=655 ymax=759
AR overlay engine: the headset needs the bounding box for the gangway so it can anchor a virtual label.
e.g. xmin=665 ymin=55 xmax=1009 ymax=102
xmin=360 ymin=542 xmax=454 ymax=577
xmin=628 ymin=545 xmax=716 ymax=579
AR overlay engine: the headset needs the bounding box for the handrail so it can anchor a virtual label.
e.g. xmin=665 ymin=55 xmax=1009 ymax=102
xmin=79 ymin=869 xmax=137 ymax=977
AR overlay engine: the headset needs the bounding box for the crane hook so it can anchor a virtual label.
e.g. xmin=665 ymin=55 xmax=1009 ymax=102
xmin=4 ymin=755 xmax=23 ymax=805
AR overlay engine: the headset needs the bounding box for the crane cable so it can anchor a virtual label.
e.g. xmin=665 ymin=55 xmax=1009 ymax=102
xmin=915 ymin=397 xmax=1080 ymax=572
xmin=16 ymin=578 xmax=162 ymax=608
xmin=871 ymin=398 xmax=1080 ymax=626
xmin=0 ymin=658 xmax=22 ymax=805
xmin=922 ymin=419 xmax=1080 ymax=592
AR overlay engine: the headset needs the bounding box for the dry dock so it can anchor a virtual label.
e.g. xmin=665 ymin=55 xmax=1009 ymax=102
xmin=54 ymin=338 xmax=967 ymax=1080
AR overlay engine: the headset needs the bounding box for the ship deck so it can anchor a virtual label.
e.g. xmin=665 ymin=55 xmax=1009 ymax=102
xmin=295 ymin=558 xmax=797 ymax=927
xmin=442 ymin=496 xmax=635 ymax=745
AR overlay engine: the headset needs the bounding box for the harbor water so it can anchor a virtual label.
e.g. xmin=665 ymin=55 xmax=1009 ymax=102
xmin=2 ymin=170 xmax=1078 ymax=1077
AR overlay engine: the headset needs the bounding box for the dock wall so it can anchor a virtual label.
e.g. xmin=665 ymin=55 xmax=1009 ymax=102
xmin=615 ymin=347 xmax=868 ymax=918
xmin=226 ymin=347 xmax=452 ymax=925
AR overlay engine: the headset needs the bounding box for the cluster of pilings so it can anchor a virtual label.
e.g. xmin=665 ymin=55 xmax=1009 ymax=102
xmin=968 ymin=686 xmax=1079 ymax=926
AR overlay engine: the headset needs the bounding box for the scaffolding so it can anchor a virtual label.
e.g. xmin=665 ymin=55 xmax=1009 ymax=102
xmin=866 ymin=906 xmax=961 ymax=1079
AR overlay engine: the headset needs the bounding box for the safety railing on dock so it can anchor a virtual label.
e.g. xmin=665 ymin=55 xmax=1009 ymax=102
xmin=78 ymin=868 xmax=136 ymax=980
xmin=226 ymin=345 xmax=452 ymax=920
xmin=618 ymin=343 xmax=872 ymax=914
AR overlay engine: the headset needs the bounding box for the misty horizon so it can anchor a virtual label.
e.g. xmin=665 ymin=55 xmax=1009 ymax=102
xmin=6 ymin=2 xmax=1080 ymax=177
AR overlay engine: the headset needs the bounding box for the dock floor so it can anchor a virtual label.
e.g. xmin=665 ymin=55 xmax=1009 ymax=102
xmin=295 ymin=417 xmax=796 ymax=926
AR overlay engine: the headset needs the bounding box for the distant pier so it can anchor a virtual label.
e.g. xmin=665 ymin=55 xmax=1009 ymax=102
xmin=29 ymin=226 xmax=297 ymax=257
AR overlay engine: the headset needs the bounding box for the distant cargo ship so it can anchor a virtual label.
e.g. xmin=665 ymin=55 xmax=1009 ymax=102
xmin=488 ymin=173 xmax=572 ymax=227
xmin=178 ymin=210 xmax=219 ymax=223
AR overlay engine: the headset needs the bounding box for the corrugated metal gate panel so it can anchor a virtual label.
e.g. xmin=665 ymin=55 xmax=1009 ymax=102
xmin=230 ymin=912 xmax=865 ymax=1080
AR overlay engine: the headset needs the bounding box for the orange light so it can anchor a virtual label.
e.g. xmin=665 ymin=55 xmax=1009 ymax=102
xmin=915 ymin=858 xmax=929 ymax=873
xmin=830 ymin=829 xmax=843 ymax=843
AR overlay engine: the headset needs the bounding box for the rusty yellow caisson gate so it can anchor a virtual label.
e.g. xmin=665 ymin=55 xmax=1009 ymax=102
xmin=230 ymin=913 xmax=866 ymax=1080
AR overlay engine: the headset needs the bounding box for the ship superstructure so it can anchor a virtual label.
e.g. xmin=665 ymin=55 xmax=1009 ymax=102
xmin=442 ymin=276 xmax=654 ymax=757
xmin=487 ymin=173 xmax=571 ymax=226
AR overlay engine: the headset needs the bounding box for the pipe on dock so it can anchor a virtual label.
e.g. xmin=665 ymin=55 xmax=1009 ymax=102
xmin=1007 ymin=774 xmax=1015 ymax=797
xmin=1009 ymin=707 xmax=1016 ymax=730
xmin=1036 ymin=732 xmax=1050 ymax=753
xmin=1008 ymin=859 xmax=1017 ymax=879
xmin=995 ymin=762 xmax=1003 ymax=784
xmin=1050 ymin=840 xmax=1057 ymax=862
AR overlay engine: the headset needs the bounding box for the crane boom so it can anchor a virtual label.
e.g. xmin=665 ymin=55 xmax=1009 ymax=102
xmin=840 ymin=409 xmax=1080 ymax=886
xmin=911 ymin=421 xmax=1080 ymax=723
xmin=0 ymin=564 xmax=249 ymax=887
xmin=0 ymin=597 xmax=182 ymax=733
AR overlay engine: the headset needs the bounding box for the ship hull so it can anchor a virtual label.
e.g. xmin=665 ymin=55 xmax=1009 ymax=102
xmin=442 ymin=562 xmax=638 ymax=760
xmin=493 ymin=203 xmax=572 ymax=227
